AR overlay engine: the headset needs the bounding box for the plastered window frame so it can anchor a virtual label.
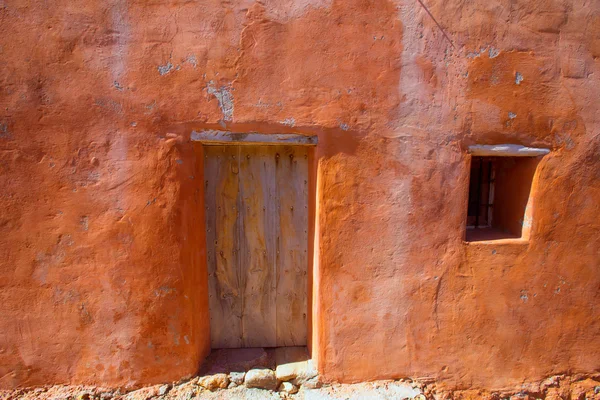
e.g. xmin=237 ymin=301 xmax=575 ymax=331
xmin=465 ymin=144 xmax=550 ymax=243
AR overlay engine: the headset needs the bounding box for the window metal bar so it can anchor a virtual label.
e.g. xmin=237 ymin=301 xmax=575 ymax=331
xmin=475 ymin=159 xmax=483 ymax=228
xmin=487 ymin=160 xmax=492 ymax=226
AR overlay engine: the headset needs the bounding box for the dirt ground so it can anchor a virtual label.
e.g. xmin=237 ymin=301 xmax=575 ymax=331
xmin=2 ymin=374 xmax=600 ymax=400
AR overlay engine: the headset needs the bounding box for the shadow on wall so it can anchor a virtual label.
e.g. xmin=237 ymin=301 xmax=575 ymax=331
xmin=493 ymin=157 xmax=540 ymax=237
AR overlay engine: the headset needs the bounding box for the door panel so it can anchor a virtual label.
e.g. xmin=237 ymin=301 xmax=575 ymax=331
xmin=275 ymin=146 xmax=308 ymax=346
xmin=237 ymin=146 xmax=277 ymax=347
xmin=205 ymin=145 xmax=308 ymax=348
xmin=205 ymin=146 xmax=243 ymax=348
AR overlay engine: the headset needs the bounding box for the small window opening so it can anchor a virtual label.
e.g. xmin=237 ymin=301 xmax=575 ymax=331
xmin=466 ymin=156 xmax=541 ymax=242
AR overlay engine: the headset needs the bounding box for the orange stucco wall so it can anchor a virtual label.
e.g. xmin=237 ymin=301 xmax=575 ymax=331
xmin=1 ymin=0 xmax=599 ymax=391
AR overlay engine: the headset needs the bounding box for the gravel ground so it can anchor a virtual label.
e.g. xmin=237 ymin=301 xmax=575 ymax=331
xmin=2 ymin=375 xmax=600 ymax=400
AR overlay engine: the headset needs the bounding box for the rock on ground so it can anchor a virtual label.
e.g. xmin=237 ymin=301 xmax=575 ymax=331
xmin=244 ymin=369 xmax=278 ymax=391
xmin=279 ymin=381 xmax=299 ymax=394
xmin=276 ymin=360 xmax=317 ymax=384
xmin=197 ymin=373 xmax=230 ymax=391
xmin=230 ymin=371 xmax=246 ymax=385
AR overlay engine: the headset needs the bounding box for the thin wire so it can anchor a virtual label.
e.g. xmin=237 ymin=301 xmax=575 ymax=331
xmin=415 ymin=0 xmax=456 ymax=49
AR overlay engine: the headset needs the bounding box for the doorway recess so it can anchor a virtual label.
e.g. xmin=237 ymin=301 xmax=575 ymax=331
xmin=195 ymin=130 xmax=317 ymax=349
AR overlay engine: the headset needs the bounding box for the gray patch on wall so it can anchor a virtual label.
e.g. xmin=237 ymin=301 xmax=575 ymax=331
xmin=488 ymin=47 xmax=500 ymax=58
xmin=515 ymin=72 xmax=524 ymax=85
xmin=282 ymin=117 xmax=296 ymax=127
xmin=158 ymin=62 xmax=174 ymax=76
xmin=186 ymin=54 xmax=198 ymax=68
xmin=207 ymin=81 xmax=234 ymax=121
xmin=0 ymin=123 xmax=11 ymax=139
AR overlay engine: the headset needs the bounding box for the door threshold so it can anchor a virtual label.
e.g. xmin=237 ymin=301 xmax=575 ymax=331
xmin=200 ymin=346 xmax=309 ymax=375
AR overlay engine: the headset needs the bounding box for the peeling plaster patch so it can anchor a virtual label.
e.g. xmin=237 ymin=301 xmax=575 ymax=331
xmin=515 ymin=72 xmax=524 ymax=85
xmin=340 ymin=123 xmax=350 ymax=131
xmin=207 ymin=81 xmax=234 ymax=121
xmin=158 ymin=62 xmax=173 ymax=76
xmin=555 ymin=133 xmax=575 ymax=150
xmin=466 ymin=47 xmax=487 ymax=59
xmin=488 ymin=47 xmax=500 ymax=58
xmin=185 ymin=54 xmax=197 ymax=68
xmin=80 ymin=216 xmax=89 ymax=231
xmin=282 ymin=117 xmax=296 ymax=127
xmin=0 ymin=123 xmax=11 ymax=139
xmin=520 ymin=290 xmax=529 ymax=303
xmin=184 ymin=335 xmax=190 ymax=345
xmin=508 ymin=112 xmax=517 ymax=119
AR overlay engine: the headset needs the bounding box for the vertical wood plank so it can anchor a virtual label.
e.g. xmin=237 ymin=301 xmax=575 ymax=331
xmin=205 ymin=145 xmax=243 ymax=348
xmin=238 ymin=147 xmax=278 ymax=347
xmin=275 ymin=145 xmax=308 ymax=346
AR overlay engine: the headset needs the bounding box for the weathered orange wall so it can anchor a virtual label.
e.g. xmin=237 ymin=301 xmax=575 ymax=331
xmin=0 ymin=0 xmax=599 ymax=391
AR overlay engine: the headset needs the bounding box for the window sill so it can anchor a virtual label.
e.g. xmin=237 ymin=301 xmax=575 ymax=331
xmin=464 ymin=227 xmax=527 ymax=244
xmin=464 ymin=237 xmax=528 ymax=246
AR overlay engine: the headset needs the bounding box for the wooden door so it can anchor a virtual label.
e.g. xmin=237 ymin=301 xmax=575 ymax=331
xmin=204 ymin=145 xmax=308 ymax=348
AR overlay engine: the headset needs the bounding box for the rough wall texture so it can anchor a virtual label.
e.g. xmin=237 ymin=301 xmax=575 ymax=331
xmin=0 ymin=0 xmax=598 ymax=391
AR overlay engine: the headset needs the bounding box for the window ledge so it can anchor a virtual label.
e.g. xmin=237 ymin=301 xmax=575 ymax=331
xmin=464 ymin=238 xmax=528 ymax=246
xmin=468 ymin=144 xmax=550 ymax=157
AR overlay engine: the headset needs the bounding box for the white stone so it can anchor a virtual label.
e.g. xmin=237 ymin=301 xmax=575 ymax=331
xmin=276 ymin=360 xmax=306 ymax=382
xmin=230 ymin=371 xmax=246 ymax=385
xmin=301 ymin=376 xmax=322 ymax=389
xmin=158 ymin=384 xmax=170 ymax=395
xmin=291 ymin=360 xmax=318 ymax=385
xmin=245 ymin=369 xmax=278 ymax=391
xmin=197 ymin=373 xmax=229 ymax=391
xmin=278 ymin=381 xmax=298 ymax=394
